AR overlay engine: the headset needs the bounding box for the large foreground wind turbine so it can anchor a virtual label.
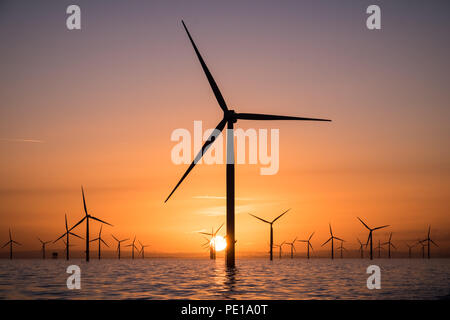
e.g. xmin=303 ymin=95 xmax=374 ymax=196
xmin=2 ymin=229 xmax=21 ymax=260
xmin=89 ymin=225 xmax=109 ymax=260
xmin=321 ymin=224 xmax=343 ymax=260
xmin=357 ymin=217 xmax=389 ymax=260
xmin=112 ymin=235 xmax=128 ymax=260
xmin=421 ymin=226 xmax=438 ymax=259
xmin=249 ymin=209 xmax=290 ymax=261
xmin=70 ymin=187 xmax=113 ymax=262
xmin=382 ymin=232 xmax=396 ymax=259
xmin=164 ymin=21 xmax=331 ymax=268
xmin=38 ymin=238 xmax=51 ymax=259
xmin=297 ymin=232 xmax=314 ymax=259
xmin=54 ymin=214 xmax=83 ymax=260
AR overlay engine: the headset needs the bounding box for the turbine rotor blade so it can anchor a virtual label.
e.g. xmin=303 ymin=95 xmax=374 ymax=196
xmin=69 ymin=216 xmax=86 ymax=232
xmin=90 ymin=216 xmax=113 ymax=227
xmin=373 ymin=225 xmax=389 ymax=231
xmin=357 ymin=217 xmax=371 ymax=230
xmin=309 ymin=232 xmax=315 ymax=241
xmin=181 ymin=21 xmax=228 ymax=112
xmin=248 ymin=213 xmax=270 ymax=224
xmin=236 ymin=113 xmax=331 ymax=122
xmin=272 ymin=208 xmax=290 ymax=223
xmin=431 ymin=239 xmax=438 ymax=247
xmin=214 ymin=223 xmax=224 ymax=236
xmin=165 ymin=118 xmax=226 ymax=202
xmin=81 ymin=186 xmax=88 ymax=216
xmin=321 ymin=237 xmax=332 ymax=247
xmin=101 ymin=239 xmax=109 ymax=247
xmin=69 ymin=232 xmax=84 ymax=240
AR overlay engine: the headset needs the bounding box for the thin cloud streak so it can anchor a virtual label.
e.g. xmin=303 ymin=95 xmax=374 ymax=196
xmin=0 ymin=138 xmax=44 ymax=143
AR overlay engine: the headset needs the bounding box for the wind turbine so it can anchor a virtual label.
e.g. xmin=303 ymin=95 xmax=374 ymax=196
xmin=69 ymin=187 xmax=113 ymax=262
xmin=126 ymin=236 xmax=139 ymax=259
xmin=357 ymin=217 xmax=389 ymax=260
xmin=321 ymin=224 xmax=343 ymax=260
xmin=62 ymin=239 xmax=76 ymax=258
xmin=2 ymin=229 xmax=21 ymax=260
xmin=357 ymin=238 xmax=364 ymax=259
xmin=273 ymin=242 xmax=285 ymax=259
xmin=405 ymin=242 xmax=416 ymax=259
xmin=417 ymin=240 xmax=426 ymax=259
xmin=249 ymin=209 xmax=290 ymax=261
xmin=284 ymin=237 xmax=297 ymax=259
xmin=112 ymin=235 xmax=129 ymax=260
xmin=199 ymin=223 xmax=224 ymax=260
xmin=375 ymin=240 xmax=384 ymax=258
xmin=37 ymin=238 xmax=52 ymax=259
xmin=89 ymin=225 xmax=109 ymax=260
xmin=382 ymin=232 xmax=396 ymax=259
xmin=297 ymin=232 xmax=315 ymax=259
xmin=336 ymin=240 xmax=346 ymax=259
xmin=421 ymin=226 xmax=438 ymax=259
xmin=138 ymin=240 xmax=150 ymax=259
xmin=54 ymin=214 xmax=84 ymax=260
xmin=164 ymin=20 xmax=331 ymax=268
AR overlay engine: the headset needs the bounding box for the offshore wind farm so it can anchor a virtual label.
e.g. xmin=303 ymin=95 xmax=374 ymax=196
xmin=1 ymin=0 xmax=450 ymax=301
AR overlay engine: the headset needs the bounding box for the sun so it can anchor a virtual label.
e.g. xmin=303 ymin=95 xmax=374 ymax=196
xmin=212 ymin=235 xmax=227 ymax=252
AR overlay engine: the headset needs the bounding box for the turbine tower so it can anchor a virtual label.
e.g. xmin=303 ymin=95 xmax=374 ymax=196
xmin=337 ymin=240 xmax=346 ymax=259
xmin=112 ymin=235 xmax=128 ymax=260
xmin=382 ymin=232 xmax=396 ymax=259
xmin=2 ymin=229 xmax=21 ymax=260
xmin=357 ymin=217 xmax=389 ymax=260
xmin=284 ymin=237 xmax=297 ymax=259
xmin=138 ymin=240 xmax=150 ymax=259
xmin=421 ymin=226 xmax=438 ymax=259
xmin=357 ymin=238 xmax=364 ymax=259
xmin=70 ymin=187 xmax=113 ymax=262
xmin=321 ymin=224 xmax=343 ymax=260
xmin=164 ymin=21 xmax=331 ymax=268
xmin=89 ymin=225 xmax=109 ymax=260
xmin=249 ymin=209 xmax=290 ymax=261
xmin=273 ymin=242 xmax=285 ymax=259
xmin=54 ymin=214 xmax=83 ymax=260
xmin=297 ymin=232 xmax=315 ymax=259
xmin=38 ymin=238 xmax=51 ymax=259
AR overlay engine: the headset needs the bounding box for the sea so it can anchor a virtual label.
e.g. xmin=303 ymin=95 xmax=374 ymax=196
xmin=0 ymin=258 xmax=449 ymax=299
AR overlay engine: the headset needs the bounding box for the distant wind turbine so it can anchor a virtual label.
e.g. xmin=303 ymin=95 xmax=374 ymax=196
xmin=421 ymin=226 xmax=438 ymax=259
xmin=249 ymin=209 xmax=290 ymax=261
xmin=405 ymin=242 xmax=416 ymax=259
xmin=138 ymin=240 xmax=150 ymax=259
xmin=337 ymin=240 xmax=346 ymax=259
xmin=321 ymin=224 xmax=343 ymax=260
xmin=70 ymin=187 xmax=113 ymax=262
xmin=297 ymin=232 xmax=315 ymax=259
xmin=89 ymin=225 xmax=109 ymax=260
xmin=417 ymin=240 xmax=426 ymax=259
xmin=37 ymin=238 xmax=51 ymax=259
xmin=126 ymin=236 xmax=139 ymax=259
xmin=357 ymin=238 xmax=364 ymax=259
xmin=164 ymin=20 xmax=331 ymax=268
xmin=375 ymin=240 xmax=384 ymax=258
xmin=2 ymin=229 xmax=21 ymax=260
xmin=54 ymin=214 xmax=84 ymax=260
xmin=112 ymin=235 xmax=129 ymax=260
xmin=284 ymin=237 xmax=297 ymax=259
xmin=199 ymin=223 xmax=224 ymax=260
xmin=357 ymin=217 xmax=389 ymax=260
xmin=382 ymin=232 xmax=396 ymax=259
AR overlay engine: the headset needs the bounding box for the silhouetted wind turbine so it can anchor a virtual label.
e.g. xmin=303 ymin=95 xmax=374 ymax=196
xmin=112 ymin=235 xmax=128 ymax=260
xmin=89 ymin=225 xmax=109 ymax=260
xmin=337 ymin=240 xmax=346 ymax=259
xmin=321 ymin=224 xmax=343 ymax=259
xmin=249 ymin=209 xmax=290 ymax=261
xmin=357 ymin=217 xmax=389 ymax=260
xmin=273 ymin=242 xmax=285 ymax=259
xmin=2 ymin=229 xmax=21 ymax=260
xmin=357 ymin=238 xmax=364 ymax=259
xmin=199 ymin=223 xmax=224 ymax=260
xmin=38 ymin=238 xmax=51 ymax=259
xmin=284 ymin=237 xmax=297 ymax=259
xmin=138 ymin=240 xmax=150 ymax=259
xmin=405 ymin=242 xmax=416 ymax=259
xmin=375 ymin=240 xmax=384 ymax=258
xmin=382 ymin=232 xmax=396 ymax=259
xmin=126 ymin=236 xmax=139 ymax=259
xmin=70 ymin=187 xmax=113 ymax=262
xmin=421 ymin=226 xmax=438 ymax=259
xmin=164 ymin=20 xmax=331 ymax=268
xmin=297 ymin=232 xmax=315 ymax=259
xmin=54 ymin=214 xmax=84 ymax=260
xmin=417 ymin=240 xmax=426 ymax=259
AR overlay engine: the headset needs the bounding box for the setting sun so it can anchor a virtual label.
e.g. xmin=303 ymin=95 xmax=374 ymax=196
xmin=212 ymin=236 xmax=227 ymax=252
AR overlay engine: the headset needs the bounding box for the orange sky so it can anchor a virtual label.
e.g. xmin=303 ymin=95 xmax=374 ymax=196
xmin=0 ymin=1 xmax=449 ymax=257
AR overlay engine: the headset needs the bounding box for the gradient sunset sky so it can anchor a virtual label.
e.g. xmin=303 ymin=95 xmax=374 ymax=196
xmin=1 ymin=0 xmax=449 ymax=257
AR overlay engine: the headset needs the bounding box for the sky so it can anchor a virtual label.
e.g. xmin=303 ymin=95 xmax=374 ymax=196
xmin=0 ymin=0 xmax=449 ymax=257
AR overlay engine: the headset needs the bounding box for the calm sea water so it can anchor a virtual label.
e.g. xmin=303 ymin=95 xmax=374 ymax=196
xmin=0 ymin=258 xmax=449 ymax=299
